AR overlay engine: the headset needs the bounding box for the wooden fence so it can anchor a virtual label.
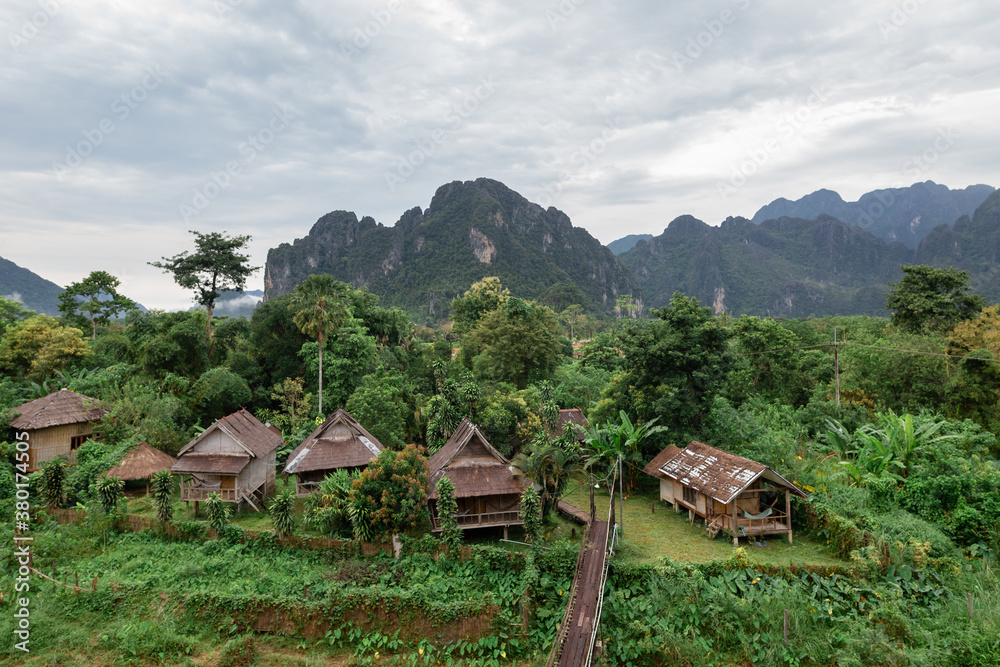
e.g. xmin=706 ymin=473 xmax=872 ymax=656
xmin=44 ymin=508 xmax=394 ymax=556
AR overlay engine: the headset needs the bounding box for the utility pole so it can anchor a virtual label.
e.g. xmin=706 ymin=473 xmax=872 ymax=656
xmin=834 ymin=327 xmax=840 ymax=408
xmin=618 ymin=453 xmax=624 ymax=541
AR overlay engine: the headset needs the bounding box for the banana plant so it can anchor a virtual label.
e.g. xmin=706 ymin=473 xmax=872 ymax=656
xmin=581 ymin=411 xmax=668 ymax=492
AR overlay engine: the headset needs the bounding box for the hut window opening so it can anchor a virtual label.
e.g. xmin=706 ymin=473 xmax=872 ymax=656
xmin=70 ymin=435 xmax=89 ymax=450
xmin=682 ymin=486 xmax=697 ymax=504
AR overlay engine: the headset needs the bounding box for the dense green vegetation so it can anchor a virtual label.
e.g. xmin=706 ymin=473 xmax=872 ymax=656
xmin=3 ymin=244 xmax=1000 ymax=664
xmin=0 ymin=515 xmax=576 ymax=665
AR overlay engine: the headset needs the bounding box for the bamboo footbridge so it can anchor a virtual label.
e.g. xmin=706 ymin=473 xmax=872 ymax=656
xmin=547 ymin=489 xmax=618 ymax=667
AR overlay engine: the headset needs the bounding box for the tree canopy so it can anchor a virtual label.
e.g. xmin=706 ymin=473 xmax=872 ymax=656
xmin=463 ymin=297 xmax=565 ymax=390
xmin=58 ymin=270 xmax=138 ymax=340
xmin=149 ymin=231 xmax=258 ymax=342
xmin=594 ymin=292 xmax=731 ymax=447
xmin=886 ymin=264 xmax=985 ymax=333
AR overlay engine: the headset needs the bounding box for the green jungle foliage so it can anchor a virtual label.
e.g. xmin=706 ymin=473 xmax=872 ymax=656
xmin=0 ymin=517 xmax=578 ymax=664
xmin=3 ymin=250 xmax=1000 ymax=664
xmin=435 ymin=476 xmax=462 ymax=554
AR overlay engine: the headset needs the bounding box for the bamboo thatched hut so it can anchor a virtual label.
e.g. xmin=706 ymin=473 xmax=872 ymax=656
xmin=283 ymin=408 xmax=384 ymax=497
xmin=105 ymin=442 xmax=178 ymax=495
xmin=10 ymin=389 xmax=108 ymax=471
xmin=644 ymin=441 xmax=808 ymax=545
xmin=171 ymin=409 xmax=282 ymax=511
xmin=428 ymin=418 xmax=529 ymax=539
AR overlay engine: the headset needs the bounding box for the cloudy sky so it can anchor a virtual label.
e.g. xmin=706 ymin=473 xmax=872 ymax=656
xmin=2 ymin=0 xmax=998 ymax=310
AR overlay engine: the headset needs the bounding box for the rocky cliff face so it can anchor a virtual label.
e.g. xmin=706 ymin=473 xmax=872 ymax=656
xmin=264 ymin=178 xmax=640 ymax=319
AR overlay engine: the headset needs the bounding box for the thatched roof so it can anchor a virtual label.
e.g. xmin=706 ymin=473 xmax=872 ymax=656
xmin=651 ymin=441 xmax=808 ymax=504
xmin=106 ymin=442 xmax=177 ymax=481
xmin=10 ymin=389 xmax=108 ymax=430
xmin=283 ymin=408 xmax=384 ymax=474
xmin=428 ymin=419 xmax=528 ymax=499
xmin=177 ymin=409 xmax=282 ymax=459
xmin=172 ymin=453 xmax=250 ymax=475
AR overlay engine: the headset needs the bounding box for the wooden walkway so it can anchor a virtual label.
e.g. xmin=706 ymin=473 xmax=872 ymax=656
xmin=546 ymin=499 xmax=615 ymax=667
xmin=557 ymin=499 xmax=590 ymax=525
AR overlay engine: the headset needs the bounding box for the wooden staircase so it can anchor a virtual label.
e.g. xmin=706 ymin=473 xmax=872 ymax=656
xmin=706 ymin=515 xmax=724 ymax=539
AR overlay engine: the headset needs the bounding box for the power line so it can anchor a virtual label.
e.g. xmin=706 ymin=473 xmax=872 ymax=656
xmin=837 ymin=341 xmax=984 ymax=362
xmin=736 ymin=340 xmax=999 ymax=365
xmin=736 ymin=343 xmax=833 ymax=356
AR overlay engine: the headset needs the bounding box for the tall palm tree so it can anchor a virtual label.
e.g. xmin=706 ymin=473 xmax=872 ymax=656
xmin=288 ymin=274 xmax=348 ymax=416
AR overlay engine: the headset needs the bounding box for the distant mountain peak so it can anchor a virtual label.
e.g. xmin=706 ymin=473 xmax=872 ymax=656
xmin=264 ymin=178 xmax=639 ymax=321
xmin=751 ymin=181 xmax=994 ymax=248
xmin=0 ymin=256 xmax=64 ymax=316
xmin=606 ymin=234 xmax=654 ymax=255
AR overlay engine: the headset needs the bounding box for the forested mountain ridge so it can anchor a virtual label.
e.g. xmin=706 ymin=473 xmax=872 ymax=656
xmin=606 ymin=233 xmax=653 ymax=255
xmin=914 ymin=188 xmax=1000 ymax=302
xmin=621 ymin=189 xmax=1000 ymax=316
xmin=0 ymin=255 xmax=63 ymax=316
xmin=264 ymin=178 xmax=640 ymax=319
xmin=618 ymin=213 xmax=909 ymax=316
xmin=751 ymin=181 xmax=994 ymax=248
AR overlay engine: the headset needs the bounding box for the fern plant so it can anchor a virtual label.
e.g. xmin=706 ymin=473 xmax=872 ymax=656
xmin=150 ymin=469 xmax=174 ymax=523
xmin=206 ymin=492 xmax=231 ymax=532
xmin=303 ymin=469 xmax=357 ymax=536
xmin=97 ymin=476 xmax=124 ymax=514
xmin=40 ymin=459 xmax=66 ymax=509
xmin=268 ymin=488 xmax=296 ymax=539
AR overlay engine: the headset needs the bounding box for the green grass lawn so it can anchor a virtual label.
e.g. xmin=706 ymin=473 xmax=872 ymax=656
xmin=562 ymin=482 xmax=844 ymax=567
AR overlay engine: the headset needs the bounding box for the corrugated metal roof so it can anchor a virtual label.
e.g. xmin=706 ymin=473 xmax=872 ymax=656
xmin=282 ymin=408 xmax=384 ymax=474
xmin=655 ymin=441 xmax=807 ymax=504
xmin=171 ymin=453 xmax=249 ymax=475
xmin=106 ymin=442 xmax=177 ymax=481
xmin=177 ymin=409 xmax=282 ymax=459
xmin=10 ymin=389 xmax=108 ymax=430
xmin=428 ymin=418 xmax=527 ymax=499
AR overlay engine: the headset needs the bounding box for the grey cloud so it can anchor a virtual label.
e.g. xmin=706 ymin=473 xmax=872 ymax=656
xmin=1 ymin=0 xmax=997 ymax=308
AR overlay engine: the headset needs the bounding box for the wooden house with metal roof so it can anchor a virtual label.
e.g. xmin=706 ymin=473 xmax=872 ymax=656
xmin=282 ymin=408 xmax=384 ymax=497
xmin=10 ymin=389 xmax=108 ymax=471
xmin=170 ymin=409 xmax=282 ymax=511
xmin=428 ymin=418 xmax=529 ymax=538
xmin=643 ymin=441 xmax=808 ymax=545
xmin=105 ymin=442 xmax=178 ymax=495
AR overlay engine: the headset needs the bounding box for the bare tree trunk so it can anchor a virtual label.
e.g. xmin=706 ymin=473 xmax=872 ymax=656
xmin=317 ymin=336 xmax=324 ymax=417
xmin=206 ymin=304 xmax=215 ymax=358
